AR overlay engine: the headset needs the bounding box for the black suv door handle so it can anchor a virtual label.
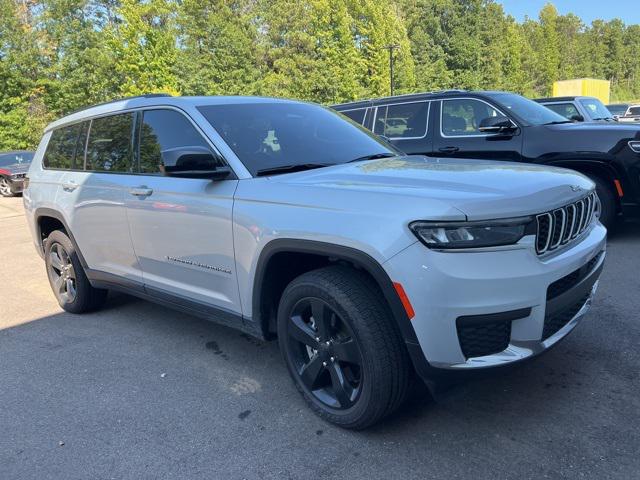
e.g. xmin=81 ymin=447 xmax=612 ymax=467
xmin=129 ymin=186 xmax=153 ymax=197
xmin=438 ymin=146 xmax=460 ymax=154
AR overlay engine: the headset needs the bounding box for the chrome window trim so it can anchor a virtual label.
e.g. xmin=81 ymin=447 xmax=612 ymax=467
xmin=440 ymin=97 xmax=512 ymax=138
xmin=371 ymin=100 xmax=431 ymax=140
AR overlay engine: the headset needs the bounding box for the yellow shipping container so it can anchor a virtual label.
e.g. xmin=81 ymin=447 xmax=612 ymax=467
xmin=552 ymin=78 xmax=610 ymax=104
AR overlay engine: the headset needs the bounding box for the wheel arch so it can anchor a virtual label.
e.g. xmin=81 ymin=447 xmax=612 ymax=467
xmin=34 ymin=208 xmax=88 ymax=268
xmin=252 ymin=239 xmax=419 ymax=346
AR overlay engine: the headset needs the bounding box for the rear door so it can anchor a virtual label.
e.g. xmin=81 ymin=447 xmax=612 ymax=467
xmin=52 ymin=114 xmax=142 ymax=283
xmin=123 ymin=108 xmax=241 ymax=316
xmin=433 ymin=97 xmax=523 ymax=162
xmin=372 ymin=100 xmax=432 ymax=155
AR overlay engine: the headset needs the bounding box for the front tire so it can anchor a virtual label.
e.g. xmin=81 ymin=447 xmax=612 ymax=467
xmin=44 ymin=230 xmax=108 ymax=313
xmin=277 ymin=265 xmax=410 ymax=429
xmin=0 ymin=177 xmax=15 ymax=197
xmin=589 ymin=175 xmax=617 ymax=230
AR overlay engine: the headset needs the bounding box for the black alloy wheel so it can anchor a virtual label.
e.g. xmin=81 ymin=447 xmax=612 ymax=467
xmin=285 ymin=297 xmax=364 ymax=409
xmin=47 ymin=242 xmax=78 ymax=304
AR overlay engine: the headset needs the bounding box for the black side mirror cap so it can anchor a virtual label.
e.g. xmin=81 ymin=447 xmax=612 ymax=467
xmin=478 ymin=115 xmax=518 ymax=134
xmin=167 ymin=165 xmax=233 ymax=180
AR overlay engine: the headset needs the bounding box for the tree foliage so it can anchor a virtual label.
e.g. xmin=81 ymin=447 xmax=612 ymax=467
xmin=1 ymin=0 xmax=639 ymax=150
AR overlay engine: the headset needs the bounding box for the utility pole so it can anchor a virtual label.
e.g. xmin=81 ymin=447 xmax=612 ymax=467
xmin=384 ymin=44 xmax=400 ymax=96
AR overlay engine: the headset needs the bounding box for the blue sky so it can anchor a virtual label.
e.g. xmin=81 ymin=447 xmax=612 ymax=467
xmin=496 ymin=0 xmax=640 ymax=25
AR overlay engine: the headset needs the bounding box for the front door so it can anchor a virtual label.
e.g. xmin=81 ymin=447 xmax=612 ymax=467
xmin=433 ymin=98 xmax=523 ymax=162
xmin=123 ymin=108 xmax=241 ymax=316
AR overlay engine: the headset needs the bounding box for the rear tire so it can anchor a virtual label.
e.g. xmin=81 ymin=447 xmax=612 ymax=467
xmin=588 ymin=175 xmax=617 ymax=230
xmin=44 ymin=230 xmax=108 ymax=313
xmin=277 ymin=265 xmax=410 ymax=429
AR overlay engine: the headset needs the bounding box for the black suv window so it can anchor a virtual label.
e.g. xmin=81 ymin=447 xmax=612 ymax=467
xmin=139 ymin=109 xmax=221 ymax=174
xmin=442 ymin=99 xmax=501 ymax=136
xmin=374 ymin=102 xmax=429 ymax=139
xmin=340 ymin=108 xmax=366 ymax=125
xmin=545 ymin=103 xmax=580 ymax=120
xmin=86 ymin=113 xmax=134 ymax=172
xmin=43 ymin=124 xmax=85 ymax=169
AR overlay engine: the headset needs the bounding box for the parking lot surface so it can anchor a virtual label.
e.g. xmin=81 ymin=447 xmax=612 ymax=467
xmin=1 ymin=195 xmax=639 ymax=480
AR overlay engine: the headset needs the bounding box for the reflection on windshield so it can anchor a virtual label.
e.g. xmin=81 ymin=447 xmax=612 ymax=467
xmin=487 ymin=93 xmax=568 ymax=126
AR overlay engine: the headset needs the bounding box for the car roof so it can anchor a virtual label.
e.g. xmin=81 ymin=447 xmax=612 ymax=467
xmin=331 ymin=90 xmax=514 ymax=109
xmin=45 ymin=94 xmax=311 ymax=132
xmin=534 ymin=96 xmax=596 ymax=103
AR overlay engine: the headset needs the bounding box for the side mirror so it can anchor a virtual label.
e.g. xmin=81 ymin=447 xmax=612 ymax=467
xmin=161 ymin=146 xmax=232 ymax=180
xmin=570 ymin=114 xmax=585 ymax=122
xmin=478 ymin=115 xmax=517 ymax=134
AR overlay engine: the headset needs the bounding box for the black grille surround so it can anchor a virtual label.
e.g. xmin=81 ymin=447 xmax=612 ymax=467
xmin=535 ymin=192 xmax=598 ymax=255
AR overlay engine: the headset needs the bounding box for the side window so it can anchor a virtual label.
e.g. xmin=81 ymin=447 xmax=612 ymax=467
xmin=139 ymin=109 xmax=222 ymax=175
xmin=340 ymin=108 xmax=366 ymax=125
xmin=86 ymin=113 xmax=134 ymax=172
xmin=373 ymin=106 xmax=387 ymax=135
xmin=383 ymin=102 xmax=429 ymax=139
xmin=442 ymin=99 xmax=501 ymax=136
xmin=43 ymin=124 xmax=84 ymax=169
xmin=545 ymin=103 xmax=579 ymax=120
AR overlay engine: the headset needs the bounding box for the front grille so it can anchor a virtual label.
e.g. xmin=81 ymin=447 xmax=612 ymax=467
xmin=535 ymin=192 xmax=597 ymax=255
xmin=457 ymin=319 xmax=512 ymax=358
xmin=542 ymin=293 xmax=590 ymax=340
xmin=547 ymin=252 xmax=603 ymax=300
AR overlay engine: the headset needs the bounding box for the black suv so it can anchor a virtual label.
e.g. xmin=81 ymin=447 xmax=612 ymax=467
xmin=332 ymin=91 xmax=640 ymax=228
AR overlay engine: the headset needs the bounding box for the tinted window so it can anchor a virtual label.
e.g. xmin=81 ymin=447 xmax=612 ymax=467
xmin=628 ymin=106 xmax=640 ymax=116
xmin=374 ymin=102 xmax=428 ymax=138
xmin=139 ymin=109 xmax=221 ymax=174
xmin=0 ymin=152 xmax=33 ymax=167
xmin=578 ymin=98 xmax=612 ymax=120
xmin=485 ymin=93 xmax=567 ymax=126
xmin=340 ymin=108 xmax=366 ymax=125
xmin=606 ymin=104 xmax=628 ymax=116
xmin=86 ymin=113 xmax=134 ymax=172
xmin=545 ymin=103 xmax=580 ymax=120
xmin=44 ymin=124 xmax=84 ymax=169
xmin=198 ymin=103 xmax=397 ymax=176
xmin=442 ymin=99 xmax=501 ymax=136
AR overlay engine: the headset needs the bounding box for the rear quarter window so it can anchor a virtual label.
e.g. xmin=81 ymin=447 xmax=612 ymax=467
xmin=43 ymin=124 xmax=85 ymax=169
xmin=85 ymin=113 xmax=134 ymax=172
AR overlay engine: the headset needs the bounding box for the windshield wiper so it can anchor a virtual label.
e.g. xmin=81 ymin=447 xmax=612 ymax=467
xmin=347 ymin=152 xmax=397 ymax=163
xmin=544 ymin=120 xmax=573 ymax=125
xmin=255 ymin=163 xmax=329 ymax=176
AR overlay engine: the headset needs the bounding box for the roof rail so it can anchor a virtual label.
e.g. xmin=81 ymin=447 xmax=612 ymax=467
xmin=66 ymin=93 xmax=173 ymax=116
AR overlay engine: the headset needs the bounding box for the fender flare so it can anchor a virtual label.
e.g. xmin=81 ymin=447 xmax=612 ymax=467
xmin=33 ymin=207 xmax=89 ymax=268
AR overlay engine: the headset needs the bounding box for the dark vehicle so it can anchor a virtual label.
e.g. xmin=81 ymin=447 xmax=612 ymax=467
xmin=534 ymin=96 xmax=615 ymax=123
xmin=0 ymin=150 xmax=34 ymax=197
xmin=617 ymin=104 xmax=640 ymax=124
xmin=607 ymin=104 xmax=630 ymax=119
xmin=332 ymin=91 xmax=640 ymax=228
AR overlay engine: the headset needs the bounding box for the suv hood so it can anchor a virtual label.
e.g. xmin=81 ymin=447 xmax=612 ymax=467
xmin=275 ymin=156 xmax=594 ymax=220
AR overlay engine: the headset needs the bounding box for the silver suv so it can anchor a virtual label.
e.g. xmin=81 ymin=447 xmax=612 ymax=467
xmin=24 ymin=95 xmax=607 ymax=429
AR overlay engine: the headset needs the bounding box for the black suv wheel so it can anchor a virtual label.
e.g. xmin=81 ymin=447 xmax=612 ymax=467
xmin=44 ymin=230 xmax=108 ymax=313
xmin=277 ymin=265 xmax=410 ymax=429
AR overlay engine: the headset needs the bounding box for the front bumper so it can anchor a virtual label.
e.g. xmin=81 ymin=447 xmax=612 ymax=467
xmin=8 ymin=177 xmax=25 ymax=194
xmin=384 ymin=222 xmax=606 ymax=372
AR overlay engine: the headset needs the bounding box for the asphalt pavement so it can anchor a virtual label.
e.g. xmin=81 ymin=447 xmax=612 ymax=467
xmin=1 ymin=196 xmax=639 ymax=479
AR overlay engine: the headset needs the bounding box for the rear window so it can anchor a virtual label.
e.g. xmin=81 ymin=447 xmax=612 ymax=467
xmin=629 ymin=106 xmax=640 ymax=116
xmin=198 ymin=102 xmax=395 ymax=176
xmin=374 ymin=102 xmax=429 ymax=138
xmin=544 ymin=103 xmax=580 ymax=120
xmin=43 ymin=124 xmax=85 ymax=169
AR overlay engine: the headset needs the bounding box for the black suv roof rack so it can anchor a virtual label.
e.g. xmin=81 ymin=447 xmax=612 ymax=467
xmin=67 ymin=93 xmax=173 ymax=116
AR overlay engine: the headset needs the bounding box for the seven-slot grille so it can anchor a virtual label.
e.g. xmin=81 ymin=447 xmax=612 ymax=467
xmin=536 ymin=192 xmax=597 ymax=255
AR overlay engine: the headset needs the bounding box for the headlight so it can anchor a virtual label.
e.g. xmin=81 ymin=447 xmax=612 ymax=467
xmin=629 ymin=141 xmax=640 ymax=153
xmin=409 ymin=217 xmax=535 ymax=249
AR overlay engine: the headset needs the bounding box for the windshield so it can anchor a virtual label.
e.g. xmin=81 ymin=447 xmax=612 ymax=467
xmin=485 ymin=93 xmax=568 ymax=126
xmin=198 ymin=102 xmax=398 ymax=176
xmin=607 ymin=104 xmax=628 ymax=116
xmin=579 ymin=98 xmax=613 ymax=120
xmin=0 ymin=152 xmax=33 ymax=167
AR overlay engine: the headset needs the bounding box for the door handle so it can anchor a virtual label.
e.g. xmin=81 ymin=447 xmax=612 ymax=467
xmin=438 ymin=146 xmax=460 ymax=154
xmin=129 ymin=186 xmax=153 ymax=197
xmin=62 ymin=180 xmax=78 ymax=192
